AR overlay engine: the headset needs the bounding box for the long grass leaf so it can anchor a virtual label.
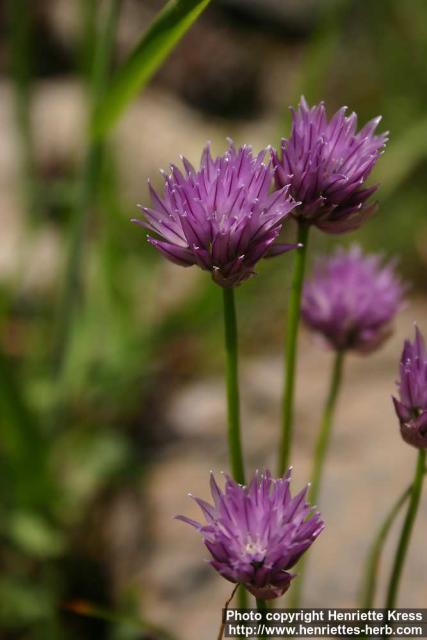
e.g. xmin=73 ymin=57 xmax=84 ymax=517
xmin=52 ymin=0 xmax=121 ymax=374
xmin=0 ymin=349 xmax=53 ymax=508
xmin=92 ymin=0 xmax=210 ymax=138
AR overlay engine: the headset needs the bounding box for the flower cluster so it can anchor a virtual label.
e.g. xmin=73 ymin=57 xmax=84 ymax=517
xmin=177 ymin=469 xmax=324 ymax=600
xmin=134 ymin=141 xmax=298 ymax=287
xmin=393 ymin=327 xmax=427 ymax=449
xmin=135 ymin=98 xmax=425 ymax=607
xmin=301 ymin=246 xmax=405 ymax=353
xmin=271 ymin=97 xmax=387 ymax=233
xmin=137 ymin=100 xmax=387 ymax=288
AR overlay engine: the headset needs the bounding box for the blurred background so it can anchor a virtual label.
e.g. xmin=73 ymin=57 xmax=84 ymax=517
xmin=1 ymin=0 xmax=427 ymax=637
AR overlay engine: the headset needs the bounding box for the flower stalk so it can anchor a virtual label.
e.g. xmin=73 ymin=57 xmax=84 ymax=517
xmin=222 ymin=287 xmax=245 ymax=486
xmin=256 ymin=598 xmax=267 ymax=640
xmin=222 ymin=287 xmax=248 ymax=609
xmin=279 ymin=222 xmax=309 ymax=475
xmin=361 ymin=467 xmax=427 ymax=610
xmin=385 ymin=448 xmax=426 ymax=608
xmin=289 ymin=350 xmax=344 ymax=607
xmin=361 ymin=485 xmax=411 ymax=608
xmin=310 ymin=350 xmax=345 ymax=506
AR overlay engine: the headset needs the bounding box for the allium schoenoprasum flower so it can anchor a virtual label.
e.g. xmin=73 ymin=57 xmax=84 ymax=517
xmin=271 ymin=97 xmax=388 ymax=233
xmin=393 ymin=327 xmax=427 ymax=449
xmin=301 ymin=246 xmax=406 ymax=353
xmin=176 ymin=469 xmax=324 ymax=600
xmin=133 ymin=141 xmax=299 ymax=287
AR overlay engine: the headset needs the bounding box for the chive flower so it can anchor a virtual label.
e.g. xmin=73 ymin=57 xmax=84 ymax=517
xmin=176 ymin=469 xmax=324 ymax=600
xmin=301 ymin=246 xmax=405 ymax=353
xmin=393 ymin=327 xmax=427 ymax=449
xmin=134 ymin=141 xmax=299 ymax=287
xmin=271 ymin=97 xmax=388 ymax=233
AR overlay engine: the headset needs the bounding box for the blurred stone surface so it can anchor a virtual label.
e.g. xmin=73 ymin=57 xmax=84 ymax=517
xmin=115 ymin=87 xmax=279 ymax=204
xmin=219 ymin=0 xmax=320 ymax=33
xmin=0 ymin=81 xmax=72 ymax=288
xmin=32 ymin=80 xmax=86 ymax=165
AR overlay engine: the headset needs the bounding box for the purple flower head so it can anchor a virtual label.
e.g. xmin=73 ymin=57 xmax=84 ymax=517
xmin=134 ymin=141 xmax=299 ymax=287
xmin=271 ymin=97 xmax=388 ymax=233
xmin=176 ymin=469 xmax=324 ymax=600
xmin=393 ymin=327 xmax=427 ymax=449
xmin=302 ymin=246 xmax=405 ymax=353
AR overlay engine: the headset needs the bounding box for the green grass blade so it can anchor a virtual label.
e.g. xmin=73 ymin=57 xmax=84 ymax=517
xmin=92 ymin=0 xmax=210 ymax=138
xmin=0 ymin=349 xmax=53 ymax=509
xmin=6 ymin=0 xmax=38 ymax=217
xmin=52 ymin=0 xmax=121 ymax=375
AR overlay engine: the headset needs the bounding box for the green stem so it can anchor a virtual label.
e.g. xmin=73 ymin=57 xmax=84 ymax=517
xmin=278 ymin=222 xmax=310 ymax=476
xmin=310 ymin=351 xmax=344 ymax=506
xmin=256 ymin=598 xmax=267 ymax=640
xmin=237 ymin=584 xmax=248 ymax=610
xmin=79 ymin=0 xmax=98 ymax=81
xmin=256 ymin=598 xmax=267 ymax=610
xmin=361 ymin=486 xmax=411 ymax=608
xmin=385 ymin=448 xmax=426 ymax=608
xmin=289 ymin=350 xmax=344 ymax=608
xmin=222 ymin=287 xmax=245 ymax=486
xmin=222 ymin=287 xmax=247 ymax=609
xmin=52 ymin=0 xmax=121 ymax=374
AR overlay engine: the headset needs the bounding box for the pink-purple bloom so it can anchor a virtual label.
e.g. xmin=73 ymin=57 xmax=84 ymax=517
xmin=301 ymin=246 xmax=405 ymax=353
xmin=393 ymin=327 xmax=427 ymax=449
xmin=176 ymin=469 xmax=324 ymax=599
xmin=271 ymin=97 xmax=388 ymax=233
xmin=134 ymin=141 xmax=298 ymax=287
